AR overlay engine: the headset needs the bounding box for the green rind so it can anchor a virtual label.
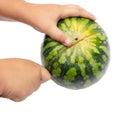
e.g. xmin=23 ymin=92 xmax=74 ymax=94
xmin=41 ymin=17 xmax=110 ymax=89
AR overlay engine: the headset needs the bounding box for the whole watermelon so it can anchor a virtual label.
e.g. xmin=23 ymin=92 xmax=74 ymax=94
xmin=41 ymin=17 xmax=110 ymax=89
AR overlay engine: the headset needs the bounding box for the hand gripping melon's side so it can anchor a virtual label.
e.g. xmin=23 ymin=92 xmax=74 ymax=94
xmin=41 ymin=17 xmax=110 ymax=89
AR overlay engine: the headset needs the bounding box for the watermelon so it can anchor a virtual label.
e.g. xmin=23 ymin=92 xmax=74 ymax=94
xmin=41 ymin=17 xmax=110 ymax=89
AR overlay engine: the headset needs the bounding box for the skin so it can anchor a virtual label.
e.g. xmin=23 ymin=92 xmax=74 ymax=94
xmin=0 ymin=0 xmax=96 ymax=101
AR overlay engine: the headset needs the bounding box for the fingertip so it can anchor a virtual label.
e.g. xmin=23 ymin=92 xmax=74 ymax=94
xmin=41 ymin=74 xmax=51 ymax=83
xmin=63 ymin=38 xmax=72 ymax=46
xmin=81 ymin=10 xmax=96 ymax=21
xmin=90 ymin=14 xmax=96 ymax=21
xmin=40 ymin=67 xmax=51 ymax=83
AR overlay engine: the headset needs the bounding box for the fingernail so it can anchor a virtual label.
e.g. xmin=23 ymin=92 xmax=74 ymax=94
xmin=91 ymin=15 xmax=96 ymax=20
xmin=93 ymin=16 xmax=96 ymax=20
xmin=64 ymin=38 xmax=71 ymax=46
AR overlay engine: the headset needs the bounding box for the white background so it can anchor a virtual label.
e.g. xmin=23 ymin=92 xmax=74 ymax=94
xmin=0 ymin=0 xmax=120 ymax=114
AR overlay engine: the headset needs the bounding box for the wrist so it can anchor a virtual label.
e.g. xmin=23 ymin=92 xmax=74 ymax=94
xmin=0 ymin=0 xmax=30 ymax=22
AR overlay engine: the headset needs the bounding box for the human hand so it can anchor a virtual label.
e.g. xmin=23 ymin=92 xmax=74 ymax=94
xmin=0 ymin=1 xmax=96 ymax=46
xmin=0 ymin=58 xmax=51 ymax=101
xmin=22 ymin=4 xmax=96 ymax=46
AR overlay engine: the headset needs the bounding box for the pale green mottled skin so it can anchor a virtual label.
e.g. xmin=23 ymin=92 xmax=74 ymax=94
xmin=42 ymin=17 xmax=110 ymax=89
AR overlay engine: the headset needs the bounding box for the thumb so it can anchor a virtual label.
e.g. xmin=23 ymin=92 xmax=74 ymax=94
xmin=47 ymin=26 xmax=72 ymax=46
xmin=40 ymin=66 xmax=51 ymax=83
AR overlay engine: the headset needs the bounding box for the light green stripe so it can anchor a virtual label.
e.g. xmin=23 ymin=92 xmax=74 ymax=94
xmin=77 ymin=53 xmax=84 ymax=63
xmin=83 ymin=49 xmax=102 ymax=75
xmin=64 ymin=18 xmax=71 ymax=28
xmin=90 ymin=45 xmax=100 ymax=54
xmin=97 ymin=33 xmax=107 ymax=41
xmin=71 ymin=18 xmax=78 ymax=32
xmin=99 ymin=45 xmax=109 ymax=56
xmin=89 ymin=58 xmax=102 ymax=75
xmin=58 ymin=55 xmax=66 ymax=64
xmin=88 ymin=23 xmax=98 ymax=31
xmin=77 ymin=18 xmax=90 ymax=33
xmin=59 ymin=23 xmax=68 ymax=31
xmin=45 ymin=45 xmax=63 ymax=62
xmin=78 ymin=63 xmax=87 ymax=79
xmin=102 ymin=55 xmax=107 ymax=62
xmin=64 ymin=67 xmax=77 ymax=82
xmin=43 ymin=41 xmax=56 ymax=52
xmin=70 ymin=48 xmax=77 ymax=63
xmin=66 ymin=48 xmax=73 ymax=57
xmin=84 ymin=50 xmax=93 ymax=60
xmin=52 ymin=67 xmax=61 ymax=77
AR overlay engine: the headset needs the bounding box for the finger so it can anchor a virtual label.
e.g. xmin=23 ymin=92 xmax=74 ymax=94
xmin=61 ymin=5 xmax=96 ymax=20
xmin=40 ymin=66 xmax=51 ymax=83
xmin=47 ymin=26 xmax=71 ymax=46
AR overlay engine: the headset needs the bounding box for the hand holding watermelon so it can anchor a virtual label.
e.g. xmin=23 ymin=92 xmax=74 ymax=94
xmin=0 ymin=1 xmax=96 ymax=46
xmin=22 ymin=4 xmax=96 ymax=46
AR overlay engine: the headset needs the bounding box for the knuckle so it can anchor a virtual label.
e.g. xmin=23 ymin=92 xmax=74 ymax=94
xmin=56 ymin=31 xmax=66 ymax=43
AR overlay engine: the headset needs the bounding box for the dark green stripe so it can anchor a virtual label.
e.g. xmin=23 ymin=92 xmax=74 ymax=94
xmin=43 ymin=44 xmax=58 ymax=56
